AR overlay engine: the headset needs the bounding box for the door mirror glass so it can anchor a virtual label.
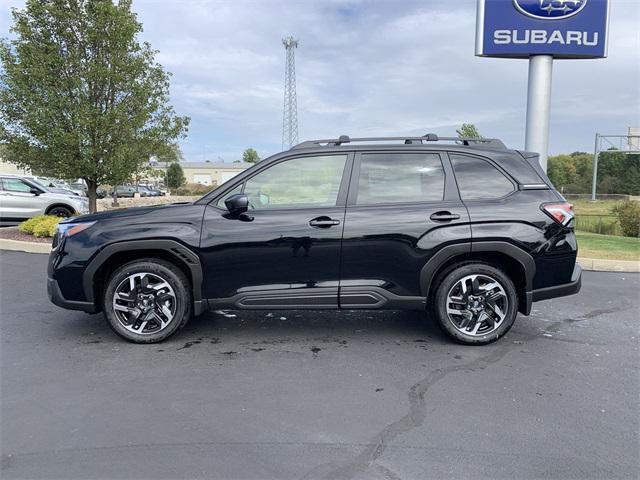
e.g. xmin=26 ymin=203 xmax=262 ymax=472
xmin=30 ymin=188 xmax=40 ymax=196
xmin=225 ymin=193 xmax=249 ymax=215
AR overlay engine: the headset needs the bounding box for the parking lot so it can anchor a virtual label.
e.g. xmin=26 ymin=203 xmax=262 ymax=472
xmin=1 ymin=250 xmax=638 ymax=479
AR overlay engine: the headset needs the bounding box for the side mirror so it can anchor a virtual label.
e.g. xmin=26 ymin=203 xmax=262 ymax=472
xmin=30 ymin=188 xmax=40 ymax=196
xmin=225 ymin=193 xmax=249 ymax=215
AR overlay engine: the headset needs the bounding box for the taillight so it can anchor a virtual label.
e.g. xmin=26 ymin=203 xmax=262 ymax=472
xmin=541 ymin=202 xmax=574 ymax=226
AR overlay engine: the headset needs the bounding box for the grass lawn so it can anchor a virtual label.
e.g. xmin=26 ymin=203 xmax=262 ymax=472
xmin=571 ymin=199 xmax=620 ymax=216
xmin=576 ymin=231 xmax=640 ymax=261
xmin=571 ymin=200 xmax=628 ymax=236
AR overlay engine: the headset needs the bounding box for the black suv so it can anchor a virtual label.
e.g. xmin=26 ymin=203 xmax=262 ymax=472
xmin=47 ymin=134 xmax=581 ymax=345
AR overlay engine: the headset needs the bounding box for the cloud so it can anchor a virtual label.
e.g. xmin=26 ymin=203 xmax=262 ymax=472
xmin=1 ymin=0 xmax=638 ymax=160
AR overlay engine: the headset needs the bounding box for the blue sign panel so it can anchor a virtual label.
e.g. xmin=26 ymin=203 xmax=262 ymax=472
xmin=476 ymin=0 xmax=610 ymax=59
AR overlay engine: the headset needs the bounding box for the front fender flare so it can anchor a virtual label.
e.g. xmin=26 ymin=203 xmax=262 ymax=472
xmin=83 ymin=239 xmax=204 ymax=314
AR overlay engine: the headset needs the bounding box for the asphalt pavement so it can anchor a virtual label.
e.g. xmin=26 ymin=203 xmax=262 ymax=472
xmin=1 ymin=250 xmax=638 ymax=479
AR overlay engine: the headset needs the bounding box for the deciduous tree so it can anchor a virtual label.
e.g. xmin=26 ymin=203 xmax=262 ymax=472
xmin=0 ymin=0 xmax=189 ymax=212
xmin=456 ymin=123 xmax=482 ymax=139
xmin=242 ymin=148 xmax=260 ymax=163
xmin=166 ymin=162 xmax=185 ymax=191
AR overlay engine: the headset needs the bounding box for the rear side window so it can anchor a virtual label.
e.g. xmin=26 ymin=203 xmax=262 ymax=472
xmin=356 ymin=153 xmax=444 ymax=205
xmin=450 ymin=154 xmax=514 ymax=200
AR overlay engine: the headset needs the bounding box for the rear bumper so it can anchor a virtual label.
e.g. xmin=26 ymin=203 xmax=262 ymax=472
xmin=47 ymin=277 xmax=96 ymax=313
xmin=532 ymin=263 xmax=582 ymax=302
xmin=523 ymin=263 xmax=582 ymax=314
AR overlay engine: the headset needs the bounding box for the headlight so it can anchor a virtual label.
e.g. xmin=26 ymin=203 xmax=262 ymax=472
xmin=57 ymin=221 xmax=96 ymax=237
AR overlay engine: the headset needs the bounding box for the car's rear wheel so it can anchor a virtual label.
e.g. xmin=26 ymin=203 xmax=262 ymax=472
xmin=103 ymin=259 xmax=192 ymax=343
xmin=47 ymin=206 xmax=74 ymax=217
xmin=432 ymin=263 xmax=518 ymax=345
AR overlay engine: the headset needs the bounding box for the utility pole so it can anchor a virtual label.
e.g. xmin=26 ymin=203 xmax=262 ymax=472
xmin=282 ymin=36 xmax=299 ymax=150
xmin=591 ymin=133 xmax=600 ymax=201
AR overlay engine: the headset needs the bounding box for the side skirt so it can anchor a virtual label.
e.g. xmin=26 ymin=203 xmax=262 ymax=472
xmin=207 ymin=287 xmax=426 ymax=311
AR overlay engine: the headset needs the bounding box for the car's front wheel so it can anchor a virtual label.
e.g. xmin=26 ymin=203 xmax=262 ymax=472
xmin=47 ymin=205 xmax=74 ymax=217
xmin=103 ymin=259 xmax=192 ymax=343
xmin=432 ymin=263 xmax=518 ymax=345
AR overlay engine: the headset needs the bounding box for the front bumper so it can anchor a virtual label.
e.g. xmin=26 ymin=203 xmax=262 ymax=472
xmin=47 ymin=277 xmax=96 ymax=313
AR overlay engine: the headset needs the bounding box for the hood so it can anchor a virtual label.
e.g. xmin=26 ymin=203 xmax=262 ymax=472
xmin=43 ymin=191 xmax=86 ymax=203
xmin=67 ymin=201 xmax=197 ymax=223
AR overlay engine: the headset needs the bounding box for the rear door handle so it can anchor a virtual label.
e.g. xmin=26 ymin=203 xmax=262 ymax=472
xmin=309 ymin=216 xmax=341 ymax=228
xmin=430 ymin=211 xmax=460 ymax=222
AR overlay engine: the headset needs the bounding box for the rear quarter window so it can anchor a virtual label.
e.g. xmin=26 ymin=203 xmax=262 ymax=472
xmin=450 ymin=153 xmax=515 ymax=200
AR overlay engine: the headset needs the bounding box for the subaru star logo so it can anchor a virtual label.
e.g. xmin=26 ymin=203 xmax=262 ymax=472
xmin=513 ymin=0 xmax=588 ymax=20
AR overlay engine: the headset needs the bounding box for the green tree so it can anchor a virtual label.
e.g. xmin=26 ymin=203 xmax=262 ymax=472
xmin=597 ymin=150 xmax=640 ymax=195
xmin=547 ymin=154 xmax=577 ymax=193
xmin=0 ymin=0 xmax=189 ymax=212
xmin=156 ymin=143 xmax=184 ymax=163
xmin=456 ymin=123 xmax=482 ymax=139
xmin=242 ymin=148 xmax=260 ymax=163
xmin=166 ymin=162 xmax=185 ymax=191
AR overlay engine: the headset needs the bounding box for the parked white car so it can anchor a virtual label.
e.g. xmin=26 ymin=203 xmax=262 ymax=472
xmin=0 ymin=174 xmax=89 ymax=220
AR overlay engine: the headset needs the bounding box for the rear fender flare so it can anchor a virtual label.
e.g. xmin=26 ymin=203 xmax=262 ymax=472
xmin=420 ymin=241 xmax=535 ymax=300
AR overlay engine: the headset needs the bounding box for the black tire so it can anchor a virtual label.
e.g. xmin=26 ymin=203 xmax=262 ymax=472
xmin=103 ymin=259 xmax=192 ymax=343
xmin=432 ymin=263 xmax=518 ymax=345
xmin=47 ymin=205 xmax=74 ymax=217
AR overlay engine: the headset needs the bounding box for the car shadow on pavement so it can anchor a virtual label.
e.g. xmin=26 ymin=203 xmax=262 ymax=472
xmin=62 ymin=308 xmax=454 ymax=348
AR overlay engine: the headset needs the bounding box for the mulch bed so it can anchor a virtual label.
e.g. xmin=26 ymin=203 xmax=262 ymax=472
xmin=0 ymin=227 xmax=52 ymax=244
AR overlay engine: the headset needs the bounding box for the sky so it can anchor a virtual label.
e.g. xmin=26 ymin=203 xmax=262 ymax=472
xmin=1 ymin=0 xmax=639 ymax=162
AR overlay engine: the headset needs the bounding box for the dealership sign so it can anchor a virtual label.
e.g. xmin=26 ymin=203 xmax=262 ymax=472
xmin=476 ymin=0 xmax=610 ymax=58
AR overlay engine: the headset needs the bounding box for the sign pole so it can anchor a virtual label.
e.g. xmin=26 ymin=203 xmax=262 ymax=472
xmin=590 ymin=133 xmax=600 ymax=201
xmin=524 ymin=54 xmax=554 ymax=172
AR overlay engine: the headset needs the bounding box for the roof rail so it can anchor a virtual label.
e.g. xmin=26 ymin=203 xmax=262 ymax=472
xmin=291 ymin=134 xmax=506 ymax=150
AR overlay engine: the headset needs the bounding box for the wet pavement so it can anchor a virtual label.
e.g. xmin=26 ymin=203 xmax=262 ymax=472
xmin=1 ymin=251 xmax=638 ymax=479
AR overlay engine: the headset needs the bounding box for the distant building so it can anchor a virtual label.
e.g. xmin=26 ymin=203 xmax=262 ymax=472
xmin=0 ymin=156 xmax=253 ymax=187
xmin=157 ymin=161 xmax=252 ymax=187
xmin=628 ymin=127 xmax=640 ymax=151
xmin=0 ymin=159 xmax=30 ymax=175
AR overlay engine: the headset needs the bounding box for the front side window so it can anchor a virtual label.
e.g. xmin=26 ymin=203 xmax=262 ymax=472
xmin=243 ymin=155 xmax=347 ymax=209
xmin=355 ymin=153 xmax=444 ymax=205
xmin=450 ymin=154 xmax=514 ymax=200
xmin=1 ymin=178 xmax=33 ymax=193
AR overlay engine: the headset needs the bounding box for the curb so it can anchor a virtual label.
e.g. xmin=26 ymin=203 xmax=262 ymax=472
xmin=1 ymin=239 xmax=638 ymax=273
xmin=0 ymin=238 xmax=52 ymax=254
xmin=577 ymin=257 xmax=640 ymax=273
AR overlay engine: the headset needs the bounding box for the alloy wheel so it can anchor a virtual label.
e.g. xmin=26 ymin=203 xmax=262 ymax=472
xmin=445 ymin=274 xmax=508 ymax=336
xmin=112 ymin=272 xmax=177 ymax=335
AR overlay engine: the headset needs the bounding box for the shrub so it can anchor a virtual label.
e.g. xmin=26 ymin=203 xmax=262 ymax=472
xmin=612 ymin=201 xmax=640 ymax=237
xmin=167 ymin=162 xmax=186 ymax=190
xmin=174 ymin=182 xmax=214 ymax=196
xmin=18 ymin=215 xmax=62 ymax=238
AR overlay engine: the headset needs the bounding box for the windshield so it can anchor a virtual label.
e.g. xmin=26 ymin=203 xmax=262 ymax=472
xmin=24 ymin=177 xmax=50 ymax=192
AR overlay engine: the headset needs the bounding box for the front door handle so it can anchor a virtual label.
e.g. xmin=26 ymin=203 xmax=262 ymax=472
xmin=309 ymin=216 xmax=341 ymax=228
xmin=430 ymin=211 xmax=460 ymax=222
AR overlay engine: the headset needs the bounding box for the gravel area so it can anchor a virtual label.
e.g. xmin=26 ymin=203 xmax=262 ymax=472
xmin=0 ymin=227 xmax=52 ymax=244
xmin=96 ymin=196 xmax=199 ymax=211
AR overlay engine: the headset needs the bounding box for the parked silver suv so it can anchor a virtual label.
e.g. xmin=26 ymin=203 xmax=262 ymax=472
xmin=0 ymin=175 xmax=89 ymax=220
